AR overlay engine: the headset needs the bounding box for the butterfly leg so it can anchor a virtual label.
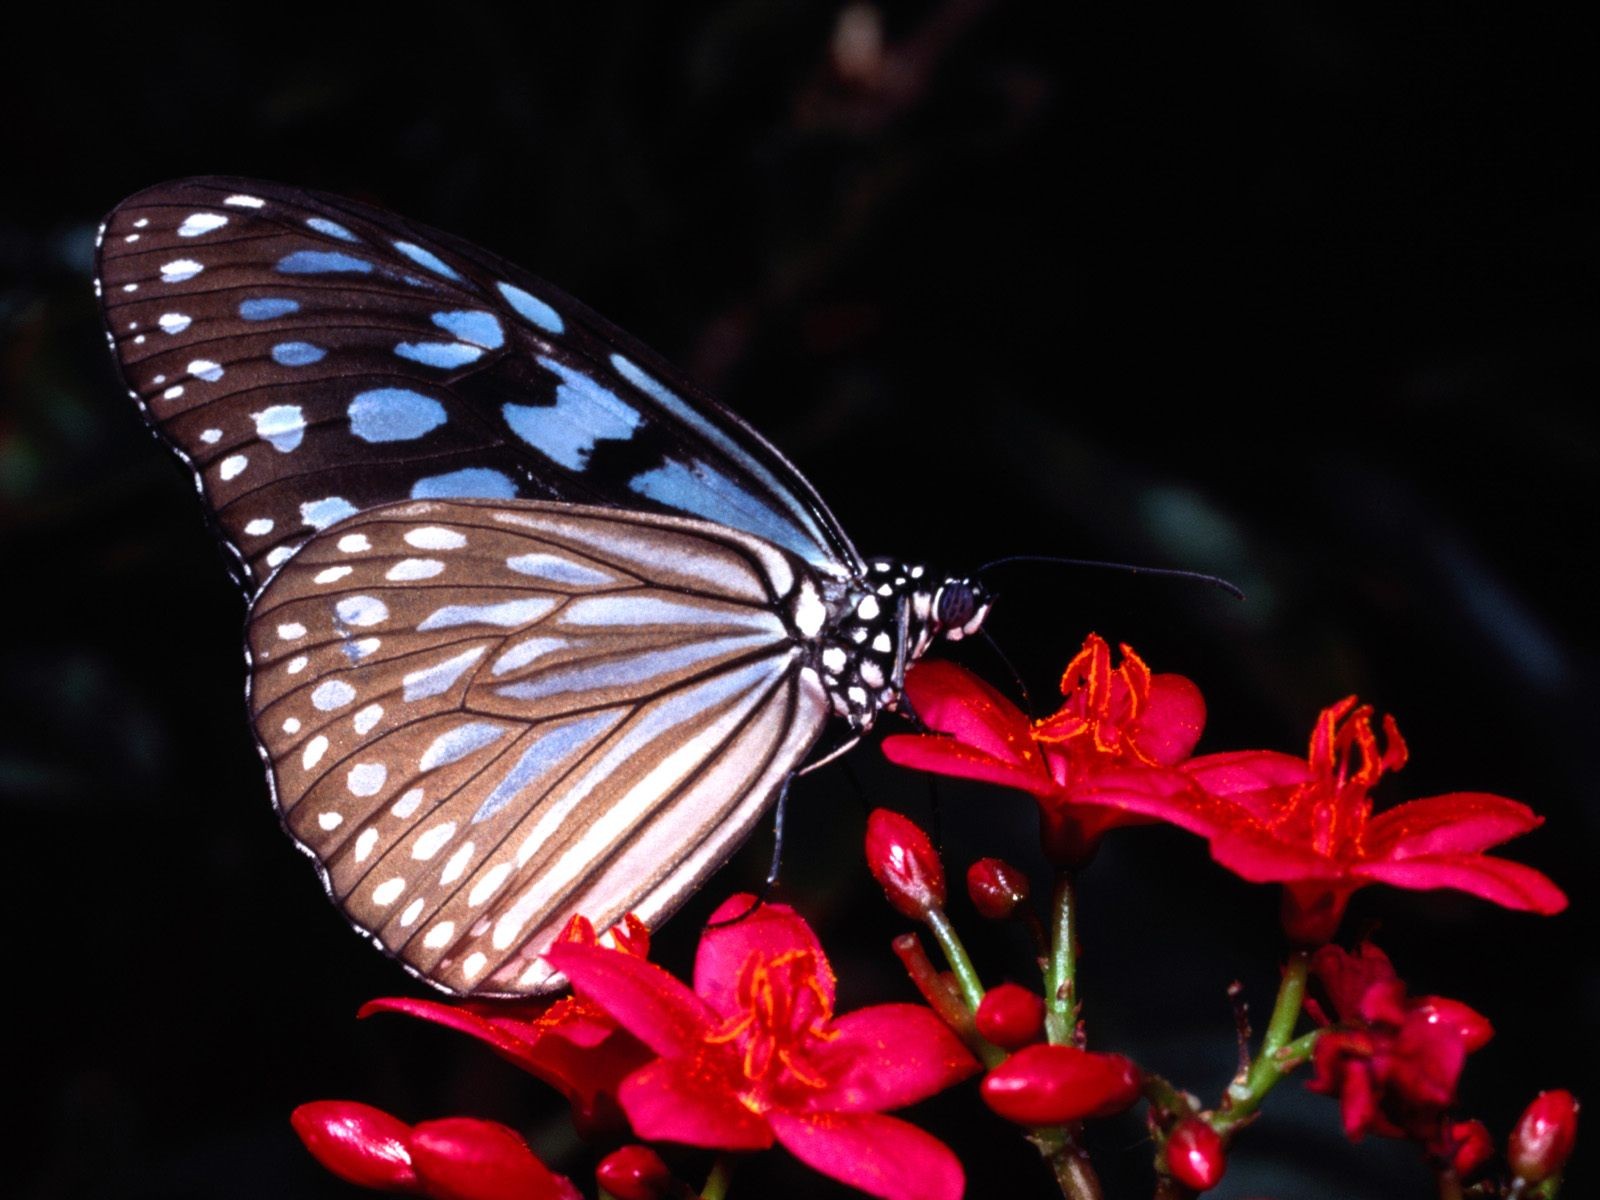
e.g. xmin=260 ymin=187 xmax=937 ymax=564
xmin=706 ymin=772 xmax=798 ymax=928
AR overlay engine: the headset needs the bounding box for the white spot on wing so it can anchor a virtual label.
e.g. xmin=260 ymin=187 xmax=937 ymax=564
xmin=353 ymin=703 xmax=383 ymax=734
xmin=219 ymin=455 xmax=247 ymax=481
xmin=161 ymin=259 xmax=203 ymax=283
xmin=392 ymin=788 xmax=424 ymax=819
xmin=347 ymin=762 xmax=387 ymax=796
xmin=337 ymin=533 xmax=371 ymax=553
xmin=439 ymin=841 xmax=475 ymax=885
xmin=177 ymin=212 xmax=228 ymax=237
xmin=405 ymin=526 xmax=467 ymax=550
xmin=303 ymin=735 xmax=329 ymax=769
xmin=413 ymin=821 xmax=457 ymax=860
xmin=159 ymin=312 xmax=192 ymax=334
xmin=244 ymin=517 xmax=273 ymax=535
xmin=311 ymin=679 xmax=356 ymax=710
xmin=336 ymin=595 xmax=389 ymax=627
xmin=314 ymin=565 xmax=353 ymax=584
xmin=372 ymin=877 xmax=405 ymax=906
xmin=223 ymin=194 xmax=265 ymax=208
xmin=386 ymin=558 xmax=444 ymax=581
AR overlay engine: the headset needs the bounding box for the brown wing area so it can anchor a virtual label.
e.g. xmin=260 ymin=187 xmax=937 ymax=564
xmin=247 ymin=498 xmax=827 ymax=995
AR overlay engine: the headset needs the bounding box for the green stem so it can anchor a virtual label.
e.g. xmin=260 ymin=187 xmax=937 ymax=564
xmin=1031 ymin=1125 xmax=1104 ymax=1200
xmin=1044 ymin=871 xmax=1079 ymax=1044
xmin=1212 ymin=950 xmax=1313 ymax=1136
xmin=925 ymin=906 xmax=986 ymax=1013
xmin=701 ymin=1154 xmax=735 ymax=1200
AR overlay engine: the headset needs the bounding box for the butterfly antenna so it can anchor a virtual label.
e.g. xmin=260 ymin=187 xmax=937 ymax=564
xmin=975 ymin=554 xmax=1246 ymax=601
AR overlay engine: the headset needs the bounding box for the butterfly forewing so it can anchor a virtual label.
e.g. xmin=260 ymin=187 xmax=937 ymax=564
xmin=95 ymin=177 xmax=860 ymax=589
xmin=248 ymin=498 xmax=828 ymax=995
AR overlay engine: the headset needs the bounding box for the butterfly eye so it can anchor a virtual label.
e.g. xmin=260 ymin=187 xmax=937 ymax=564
xmin=935 ymin=578 xmax=990 ymax=636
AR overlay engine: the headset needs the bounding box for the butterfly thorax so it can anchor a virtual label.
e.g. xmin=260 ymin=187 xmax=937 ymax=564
xmin=810 ymin=558 xmax=992 ymax=732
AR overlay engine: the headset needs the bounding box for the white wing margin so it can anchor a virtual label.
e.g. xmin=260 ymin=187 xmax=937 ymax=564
xmin=247 ymin=498 xmax=828 ymax=995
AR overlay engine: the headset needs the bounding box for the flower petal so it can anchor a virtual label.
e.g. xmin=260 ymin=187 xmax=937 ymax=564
xmin=1364 ymin=793 xmax=1543 ymax=858
xmin=881 ymin=734 xmax=1055 ymax=797
xmin=359 ymin=996 xmax=648 ymax=1134
xmin=1353 ymin=853 xmax=1568 ymax=913
xmin=768 ymin=1110 xmax=965 ymax=1200
xmin=696 ymin=897 xmax=834 ymax=1014
xmin=1185 ymin=749 xmax=1311 ymax=795
xmin=617 ymin=1058 xmax=773 ymax=1150
xmin=805 ymin=1004 xmax=979 ymax=1113
xmin=290 ymin=1100 xmax=418 ymax=1192
xmin=1209 ymin=828 xmax=1351 ymax=884
xmin=411 ymin=1117 xmax=580 ymax=1200
xmin=1137 ymin=674 xmax=1207 ymax=765
xmin=546 ymin=944 xmax=719 ymax=1058
xmin=902 ymin=659 xmax=1033 ymax=760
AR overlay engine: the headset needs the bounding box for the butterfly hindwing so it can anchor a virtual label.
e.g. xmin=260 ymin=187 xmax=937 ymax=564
xmin=95 ymin=177 xmax=860 ymax=589
xmin=247 ymin=498 xmax=829 ymax=995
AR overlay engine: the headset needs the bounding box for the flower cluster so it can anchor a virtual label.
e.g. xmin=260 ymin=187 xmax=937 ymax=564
xmin=886 ymin=634 xmax=1566 ymax=944
xmin=292 ymin=631 xmax=1574 ymax=1200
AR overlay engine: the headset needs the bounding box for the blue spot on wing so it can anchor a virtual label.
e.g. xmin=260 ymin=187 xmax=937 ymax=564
xmin=503 ymin=357 xmax=641 ymax=469
xmin=272 ymin=342 xmax=326 ymax=366
xmin=302 ymin=496 xmax=358 ymax=529
xmin=277 ymin=250 xmax=372 ymax=274
xmin=306 ymin=217 xmax=359 ymax=242
xmin=497 ymin=282 xmax=564 ymax=334
xmin=410 ymin=468 xmax=517 ymax=500
xmin=630 ymin=457 xmax=818 ymax=561
xmin=348 ymin=388 xmax=449 ymax=442
xmin=610 ymin=351 xmax=837 ymax=566
xmin=240 ymin=298 xmax=300 ymax=321
xmin=394 ymin=342 xmax=485 ymax=368
xmin=431 ymin=310 xmax=505 ymax=349
xmin=393 ymin=241 xmax=461 ymax=280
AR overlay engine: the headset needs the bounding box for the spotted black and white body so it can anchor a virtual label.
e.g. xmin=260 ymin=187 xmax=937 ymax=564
xmin=94 ymin=178 xmax=990 ymax=996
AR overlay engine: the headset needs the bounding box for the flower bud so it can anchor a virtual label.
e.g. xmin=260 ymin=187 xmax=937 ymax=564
xmin=865 ymin=808 xmax=946 ymax=919
xmin=981 ymin=1043 xmax=1142 ymax=1125
xmin=597 ymin=1144 xmax=676 ymax=1200
xmin=967 ymin=858 xmax=1030 ymax=919
xmin=1165 ymin=1118 xmax=1226 ymax=1191
xmin=290 ymin=1100 xmax=419 ymax=1192
xmin=411 ymin=1117 xmax=579 ymax=1200
xmin=1509 ymin=1089 xmax=1579 ymax=1184
xmin=975 ymin=984 xmax=1045 ymax=1049
xmin=1434 ymin=1119 xmax=1493 ymax=1181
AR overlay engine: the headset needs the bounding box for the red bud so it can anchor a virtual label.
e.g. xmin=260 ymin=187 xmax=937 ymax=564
xmin=981 ymin=1043 xmax=1142 ymax=1125
xmin=1165 ymin=1117 xmax=1226 ymax=1191
xmin=967 ymin=858 xmax=1030 ymax=919
xmin=596 ymin=1144 xmax=676 ymax=1200
xmin=1509 ymin=1089 xmax=1579 ymax=1183
xmin=975 ymin=984 xmax=1045 ymax=1049
xmin=1433 ymin=1119 xmax=1494 ymax=1181
xmin=865 ymin=808 xmax=946 ymax=919
xmin=411 ymin=1117 xmax=580 ymax=1200
xmin=290 ymin=1101 xmax=419 ymax=1192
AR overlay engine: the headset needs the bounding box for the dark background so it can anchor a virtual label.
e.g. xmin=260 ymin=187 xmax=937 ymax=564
xmin=2 ymin=3 xmax=1594 ymax=1197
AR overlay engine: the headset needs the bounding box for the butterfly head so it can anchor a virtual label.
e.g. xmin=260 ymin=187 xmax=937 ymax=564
xmin=931 ymin=576 xmax=992 ymax=643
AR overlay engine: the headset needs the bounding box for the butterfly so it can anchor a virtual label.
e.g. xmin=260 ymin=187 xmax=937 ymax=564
xmin=94 ymin=177 xmax=991 ymax=996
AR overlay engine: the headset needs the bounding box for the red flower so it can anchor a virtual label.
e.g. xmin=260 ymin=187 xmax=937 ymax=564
xmin=975 ymin=984 xmax=1046 ymax=1050
xmin=980 ymin=1044 xmax=1142 ymax=1125
xmin=291 ymin=1101 xmax=580 ymax=1200
xmin=548 ymin=896 xmax=980 ymax=1200
xmin=1186 ymin=698 xmax=1567 ymax=942
xmin=361 ymin=915 xmax=653 ymax=1135
xmin=1306 ymin=943 xmax=1493 ymax=1142
xmin=883 ymin=635 xmax=1206 ymax=864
